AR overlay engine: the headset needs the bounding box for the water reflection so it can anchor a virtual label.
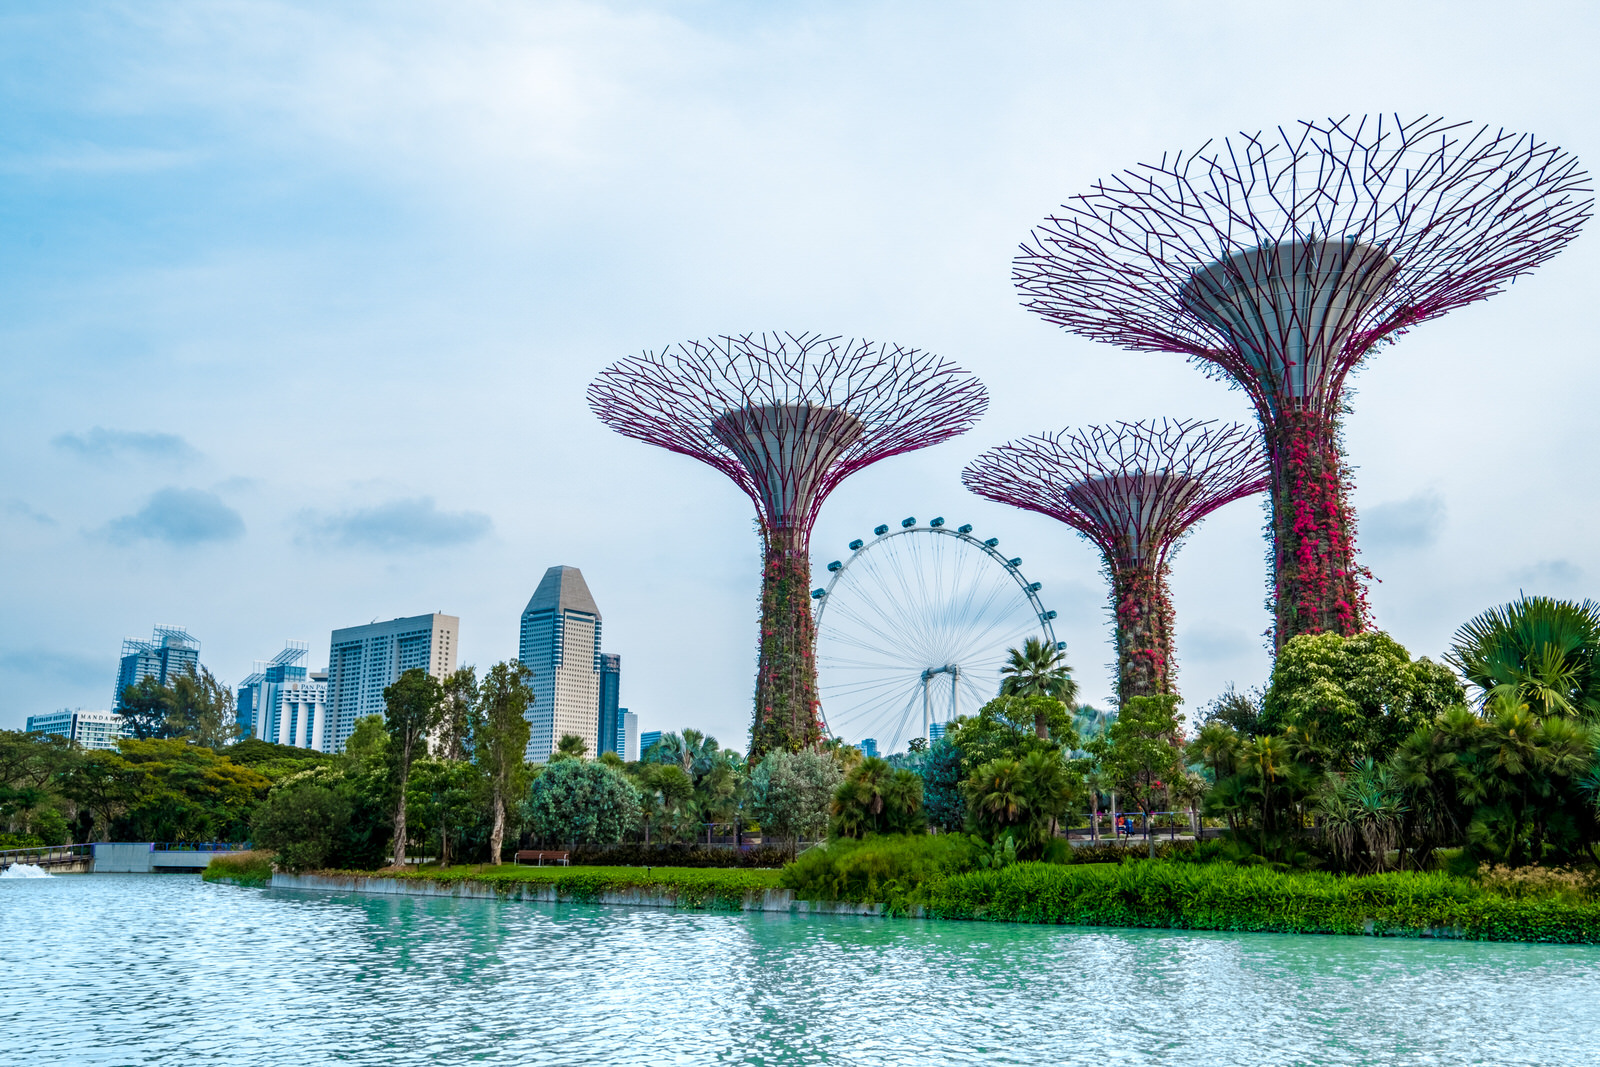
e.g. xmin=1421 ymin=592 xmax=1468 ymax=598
xmin=4 ymin=874 xmax=1597 ymax=1065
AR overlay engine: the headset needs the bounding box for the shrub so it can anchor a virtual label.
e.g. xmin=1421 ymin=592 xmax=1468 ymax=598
xmin=202 ymin=850 xmax=276 ymax=887
xmin=1477 ymin=865 xmax=1600 ymax=905
xmin=780 ymin=833 xmax=982 ymax=909
xmin=567 ymin=843 xmax=791 ymax=868
xmin=923 ymin=861 xmax=1600 ymax=942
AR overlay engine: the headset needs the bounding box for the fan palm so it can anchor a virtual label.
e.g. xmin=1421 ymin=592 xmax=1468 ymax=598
xmin=1000 ymin=637 xmax=1078 ymax=738
xmin=1448 ymin=595 xmax=1600 ymax=719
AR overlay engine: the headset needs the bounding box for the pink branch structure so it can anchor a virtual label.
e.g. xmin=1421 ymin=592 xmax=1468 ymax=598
xmin=589 ymin=332 xmax=988 ymax=759
xmin=963 ymin=419 xmax=1267 ymax=703
xmin=1013 ymin=116 xmax=1590 ymax=649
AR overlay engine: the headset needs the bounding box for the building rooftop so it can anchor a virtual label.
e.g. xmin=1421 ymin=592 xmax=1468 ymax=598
xmin=524 ymin=565 xmax=600 ymax=618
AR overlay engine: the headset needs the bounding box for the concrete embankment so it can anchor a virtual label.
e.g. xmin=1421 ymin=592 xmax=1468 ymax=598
xmin=269 ymin=872 xmax=894 ymax=917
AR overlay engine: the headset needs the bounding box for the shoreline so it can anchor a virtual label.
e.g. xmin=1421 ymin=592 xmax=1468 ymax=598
xmin=242 ymin=865 xmax=1600 ymax=944
xmin=267 ymin=869 xmax=890 ymax=917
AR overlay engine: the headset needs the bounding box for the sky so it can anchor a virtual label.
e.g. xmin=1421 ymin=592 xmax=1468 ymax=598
xmin=3 ymin=1 xmax=1598 ymax=749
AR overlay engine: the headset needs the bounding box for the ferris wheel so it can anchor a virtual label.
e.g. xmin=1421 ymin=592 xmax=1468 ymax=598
xmin=811 ymin=516 xmax=1060 ymax=753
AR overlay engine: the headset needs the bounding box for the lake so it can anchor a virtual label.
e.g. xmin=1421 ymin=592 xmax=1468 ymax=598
xmin=5 ymin=873 xmax=1598 ymax=1065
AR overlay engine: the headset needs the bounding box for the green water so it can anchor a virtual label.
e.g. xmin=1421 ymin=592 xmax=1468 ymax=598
xmin=5 ymin=873 xmax=1598 ymax=1065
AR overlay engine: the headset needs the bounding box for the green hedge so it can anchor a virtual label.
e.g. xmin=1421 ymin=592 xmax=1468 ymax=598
xmin=568 ymin=843 xmax=792 ymax=868
xmin=202 ymin=851 xmax=276 ymax=888
xmin=925 ymin=861 xmax=1600 ymax=943
xmin=373 ymin=864 xmax=784 ymax=911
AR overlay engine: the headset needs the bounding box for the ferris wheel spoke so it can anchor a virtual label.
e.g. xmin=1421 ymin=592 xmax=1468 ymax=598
xmin=813 ymin=525 xmax=1058 ymax=749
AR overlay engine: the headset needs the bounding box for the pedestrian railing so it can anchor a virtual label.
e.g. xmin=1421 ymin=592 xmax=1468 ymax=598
xmin=0 ymin=843 xmax=92 ymax=869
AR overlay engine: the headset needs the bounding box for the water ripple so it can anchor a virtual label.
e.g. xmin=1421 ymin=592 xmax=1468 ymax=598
xmin=4 ymin=875 xmax=1599 ymax=1066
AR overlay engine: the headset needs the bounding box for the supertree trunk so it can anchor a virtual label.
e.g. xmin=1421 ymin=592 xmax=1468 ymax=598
xmin=1265 ymin=409 xmax=1365 ymax=649
xmin=750 ymin=527 xmax=822 ymax=760
xmin=1112 ymin=559 xmax=1175 ymax=703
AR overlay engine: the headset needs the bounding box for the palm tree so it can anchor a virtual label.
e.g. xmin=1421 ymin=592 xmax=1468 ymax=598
xmin=554 ymin=733 xmax=588 ymax=761
xmin=1448 ymin=595 xmax=1600 ymax=719
xmin=1000 ymin=637 xmax=1079 ymax=738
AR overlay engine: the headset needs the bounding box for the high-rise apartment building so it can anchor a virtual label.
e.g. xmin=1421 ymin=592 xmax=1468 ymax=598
xmin=621 ymin=710 xmax=638 ymax=761
xmin=113 ymin=626 xmax=200 ymax=708
xmin=598 ymin=653 xmax=622 ymax=757
xmin=237 ymin=642 xmax=328 ymax=750
xmin=26 ymin=709 xmax=123 ymax=750
xmin=519 ymin=567 xmax=602 ymax=762
xmin=325 ymin=613 xmax=459 ymax=753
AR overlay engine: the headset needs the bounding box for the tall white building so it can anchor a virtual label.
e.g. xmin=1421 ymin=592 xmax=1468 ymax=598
xmin=621 ymin=710 xmax=639 ymax=761
xmin=26 ymin=709 xmax=123 ymax=750
xmin=519 ymin=566 xmax=602 ymax=762
xmin=237 ymin=642 xmax=329 ymax=750
xmin=325 ymin=613 xmax=459 ymax=753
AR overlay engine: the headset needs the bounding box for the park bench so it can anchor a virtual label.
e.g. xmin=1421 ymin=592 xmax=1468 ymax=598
xmin=514 ymin=850 xmax=571 ymax=867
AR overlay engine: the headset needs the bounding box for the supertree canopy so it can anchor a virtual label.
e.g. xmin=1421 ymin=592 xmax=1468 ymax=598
xmin=1014 ymin=116 xmax=1590 ymax=649
xmin=963 ymin=419 xmax=1267 ymax=702
xmin=589 ymin=332 xmax=988 ymax=759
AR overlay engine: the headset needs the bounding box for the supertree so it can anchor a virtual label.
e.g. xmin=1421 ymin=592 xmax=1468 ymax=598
xmin=1013 ymin=116 xmax=1590 ymax=649
xmin=963 ymin=419 xmax=1267 ymax=703
xmin=588 ymin=332 xmax=988 ymax=760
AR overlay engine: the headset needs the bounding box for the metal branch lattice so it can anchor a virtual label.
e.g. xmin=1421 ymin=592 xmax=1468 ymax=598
xmin=964 ymin=419 xmax=1267 ymax=567
xmin=1015 ymin=115 xmax=1591 ymax=409
xmin=1013 ymin=115 xmax=1590 ymax=649
xmin=589 ymin=332 xmax=988 ymax=760
xmin=963 ymin=419 xmax=1266 ymax=700
xmin=588 ymin=332 xmax=989 ymax=548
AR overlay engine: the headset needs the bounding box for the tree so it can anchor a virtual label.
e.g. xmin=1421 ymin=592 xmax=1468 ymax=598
xmin=345 ymin=715 xmax=389 ymax=761
xmin=962 ymin=749 xmax=1079 ymax=856
xmin=1102 ymin=694 xmax=1183 ymax=858
xmin=829 ymin=757 xmax=924 ymax=838
xmin=945 ymin=694 xmax=1076 ymax=775
xmin=1000 ymin=637 xmax=1079 ymax=736
xmin=1201 ymin=685 xmax=1265 ymax=736
xmin=167 ymin=666 xmax=239 ymax=748
xmin=113 ymin=739 xmax=269 ymax=842
xmin=750 ymin=749 xmax=842 ymax=852
xmin=1449 ymin=596 xmax=1600 ymax=720
xmin=252 ymin=779 xmax=353 ymax=872
xmin=474 ymin=661 xmax=534 ymax=865
xmin=59 ymin=749 xmax=136 ymax=842
xmin=434 ymin=666 xmax=479 ymax=761
xmin=1260 ymin=631 xmax=1465 ymax=767
xmin=382 ymin=668 xmax=443 ymax=867
xmin=117 ymin=676 xmax=172 ymax=740
xmin=916 ymin=738 xmax=965 ymax=832
xmin=633 ymin=763 xmax=694 ymax=844
xmin=553 ymin=734 xmax=589 ymax=762
xmin=521 ymin=759 xmax=640 ymax=847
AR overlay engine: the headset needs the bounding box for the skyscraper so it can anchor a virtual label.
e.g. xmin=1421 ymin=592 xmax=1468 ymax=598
xmin=519 ymin=566 xmax=602 ymax=762
xmin=621 ymin=709 xmax=638 ymax=761
xmin=26 ymin=709 xmax=123 ymax=751
xmin=325 ymin=613 xmax=459 ymax=753
xmin=237 ymin=642 xmax=328 ymax=750
xmin=113 ymin=626 xmax=200 ymax=709
xmin=598 ymin=653 xmax=622 ymax=757
xmin=639 ymin=730 xmax=662 ymax=759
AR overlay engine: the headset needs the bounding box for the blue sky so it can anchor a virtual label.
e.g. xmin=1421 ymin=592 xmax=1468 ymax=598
xmin=3 ymin=1 xmax=1598 ymax=747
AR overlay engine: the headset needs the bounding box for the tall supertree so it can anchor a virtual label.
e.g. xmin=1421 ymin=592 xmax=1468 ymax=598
xmin=589 ymin=332 xmax=987 ymax=759
xmin=1013 ymin=116 xmax=1590 ymax=649
xmin=963 ymin=419 xmax=1266 ymax=703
